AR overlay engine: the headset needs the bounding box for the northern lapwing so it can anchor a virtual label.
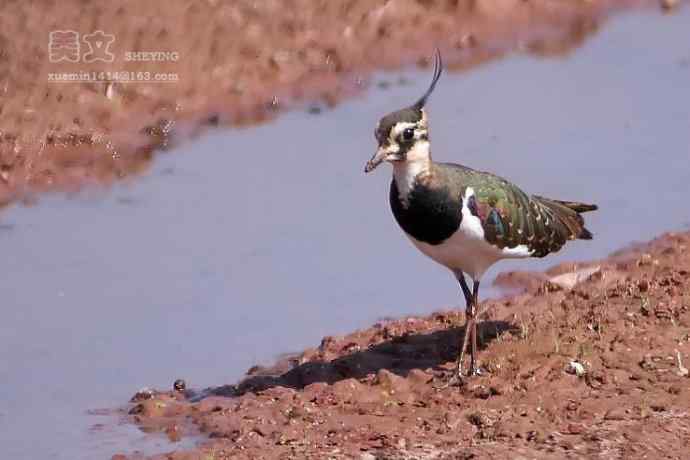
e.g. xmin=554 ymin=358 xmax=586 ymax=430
xmin=364 ymin=50 xmax=597 ymax=384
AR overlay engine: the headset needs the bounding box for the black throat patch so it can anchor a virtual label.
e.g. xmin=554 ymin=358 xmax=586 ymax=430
xmin=389 ymin=178 xmax=462 ymax=245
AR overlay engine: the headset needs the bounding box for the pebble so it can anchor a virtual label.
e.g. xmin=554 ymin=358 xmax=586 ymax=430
xmin=566 ymin=361 xmax=586 ymax=377
xmin=173 ymin=379 xmax=186 ymax=392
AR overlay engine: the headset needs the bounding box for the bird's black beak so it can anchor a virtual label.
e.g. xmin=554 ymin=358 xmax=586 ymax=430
xmin=364 ymin=145 xmax=401 ymax=173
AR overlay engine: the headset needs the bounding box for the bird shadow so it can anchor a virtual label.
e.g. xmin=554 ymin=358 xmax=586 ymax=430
xmin=193 ymin=319 xmax=518 ymax=401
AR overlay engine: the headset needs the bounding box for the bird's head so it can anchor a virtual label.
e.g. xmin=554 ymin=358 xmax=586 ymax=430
xmin=364 ymin=49 xmax=443 ymax=174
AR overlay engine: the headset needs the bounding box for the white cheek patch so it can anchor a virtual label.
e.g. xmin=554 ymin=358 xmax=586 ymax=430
xmin=392 ymin=140 xmax=432 ymax=203
xmin=404 ymin=139 xmax=430 ymax=162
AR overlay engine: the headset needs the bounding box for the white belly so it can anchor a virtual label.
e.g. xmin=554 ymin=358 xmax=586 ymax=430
xmin=407 ymin=230 xmax=505 ymax=281
xmin=406 ymin=187 xmax=531 ymax=280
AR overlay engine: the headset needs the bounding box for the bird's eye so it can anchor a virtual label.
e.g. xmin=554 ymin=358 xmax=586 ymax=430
xmin=402 ymin=128 xmax=415 ymax=141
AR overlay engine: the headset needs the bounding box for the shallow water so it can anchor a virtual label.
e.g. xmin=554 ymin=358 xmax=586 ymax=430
xmin=1 ymin=8 xmax=690 ymax=460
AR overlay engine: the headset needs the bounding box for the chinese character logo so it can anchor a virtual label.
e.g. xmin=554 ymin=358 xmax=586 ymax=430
xmin=48 ymin=30 xmax=80 ymax=62
xmin=82 ymin=30 xmax=115 ymax=63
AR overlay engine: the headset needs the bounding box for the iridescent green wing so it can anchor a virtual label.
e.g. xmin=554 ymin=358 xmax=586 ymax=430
xmin=442 ymin=163 xmax=595 ymax=257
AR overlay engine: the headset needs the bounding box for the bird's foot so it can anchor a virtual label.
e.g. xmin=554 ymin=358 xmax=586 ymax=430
xmin=433 ymin=370 xmax=465 ymax=390
xmin=433 ymin=363 xmax=483 ymax=390
xmin=433 ymin=361 xmax=478 ymax=389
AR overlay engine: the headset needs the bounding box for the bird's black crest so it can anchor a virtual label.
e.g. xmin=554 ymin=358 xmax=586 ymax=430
xmin=413 ymin=48 xmax=443 ymax=110
xmin=375 ymin=49 xmax=444 ymax=144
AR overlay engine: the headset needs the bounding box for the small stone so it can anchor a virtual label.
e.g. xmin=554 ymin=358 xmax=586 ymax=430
xmin=173 ymin=379 xmax=186 ymax=392
xmin=566 ymin=361 xmax=586 ymax=377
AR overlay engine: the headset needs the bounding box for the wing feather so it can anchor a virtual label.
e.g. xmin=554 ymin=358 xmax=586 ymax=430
xmin=440 ymin=163 xmax=597 ymax=258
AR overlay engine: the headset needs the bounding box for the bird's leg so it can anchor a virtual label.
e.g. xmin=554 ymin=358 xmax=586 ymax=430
xmin=469 ymin=280 xmax=480 ymax=375
xmin=456 ymin=274 xmax=474 ymax=380
xmin=434 ymin=272 xmax=474 ymax=389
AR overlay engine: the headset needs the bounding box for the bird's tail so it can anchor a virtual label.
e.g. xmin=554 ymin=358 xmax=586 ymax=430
xmin=532 ymin=196 xmax=597 ymax=241
xmin=549 ymin=199 xmax=598 ymax=214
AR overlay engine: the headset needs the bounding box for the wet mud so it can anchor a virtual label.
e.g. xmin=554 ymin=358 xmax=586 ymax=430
xmin=119 ymin=231 xmax=690 ymax=459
